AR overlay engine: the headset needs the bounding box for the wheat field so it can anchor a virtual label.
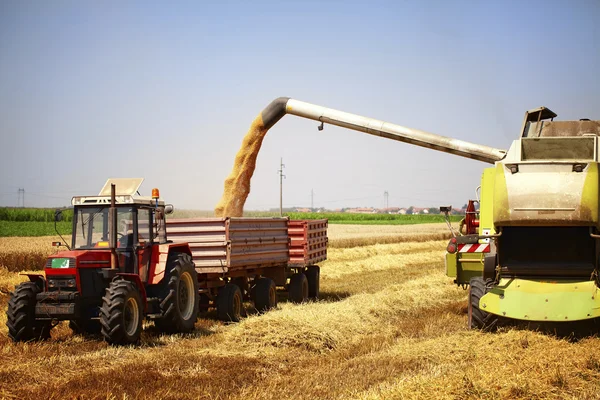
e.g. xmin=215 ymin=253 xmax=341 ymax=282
xmin=1 ymin=225 xmax=600 ymax=399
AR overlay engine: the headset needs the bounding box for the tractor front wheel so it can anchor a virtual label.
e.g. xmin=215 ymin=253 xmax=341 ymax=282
xmin=155 ymin=253 xmax=200 ymax=334
xmin=100 ymin=279 xmax=143 ymax=345
xmin=6 ymin=281 xmax=52 ymax=342
xmin=468 ymin=277 xmax=498 ymax=330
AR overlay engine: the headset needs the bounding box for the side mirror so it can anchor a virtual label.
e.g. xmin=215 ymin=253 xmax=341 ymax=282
xmin=54 ymin=210 xmax=63 ymax=222
xmin=164 ymin=204 xmax=174 ymax=215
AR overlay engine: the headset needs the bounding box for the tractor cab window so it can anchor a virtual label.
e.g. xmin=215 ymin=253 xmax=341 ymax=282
xmin=137 ymin=208 xmax=151 ymax=245
xmin=73 ymin=207 xmax=134 ymax=249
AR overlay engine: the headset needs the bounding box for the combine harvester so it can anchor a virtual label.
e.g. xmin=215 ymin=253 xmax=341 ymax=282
xmin=255 ymin=97 xmax=600 ymax=331
xmin=6 ymin=178 xmax=327 ymax=345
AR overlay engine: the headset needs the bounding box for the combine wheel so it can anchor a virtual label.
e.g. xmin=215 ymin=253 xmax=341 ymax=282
xmin=305 ymin=266 xmax=320 ymax=300
xmin=468 ymin=277 xmax=498 ymax=330
xmin=100 ymin=279 xmax=143 ymax=345
xmin=253 ymin=277 xmax=277 ymax=312
xmin=155 ymin=253 xmax=200 ymax=333
xmin=288 ymin=273 xmax=308 ymax=304
xmin=6 ymin=282 xmax=52 ymax=342
xmin=69 ymin=319 xmax=101 ymax=335
xmin=217 ymin=283 xmax=244 ymax=322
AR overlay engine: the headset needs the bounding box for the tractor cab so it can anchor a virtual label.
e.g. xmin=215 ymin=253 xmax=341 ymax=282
xmin=67 ymin=178 xmax=170 ymax=276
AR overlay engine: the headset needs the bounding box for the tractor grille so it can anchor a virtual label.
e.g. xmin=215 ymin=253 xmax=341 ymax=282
xmin=498 ymin=227 xmax=595 ymax=277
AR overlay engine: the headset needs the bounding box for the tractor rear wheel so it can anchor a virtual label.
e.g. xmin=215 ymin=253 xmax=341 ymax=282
xmin=253 ymin=277 xmax=277 ymax=312
xmin=468 ymin=277 xmax=498 ymax=330
xmin=100 ymin=279 xmax=143 ymax=345
xmin=217 ymin=283 xmax=243 ymax=322
xmin=6 ymin=281 xmax=51 ymax=342
xmin=155 ymin=253 xmax=199 ymax=334
xmin=305 ymin=266 xmax=320 ymax=300
xmin=288 ymin=273 xmax=308 ymax=304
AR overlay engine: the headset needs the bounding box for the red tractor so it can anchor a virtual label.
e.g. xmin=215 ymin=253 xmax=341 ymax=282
xmin=6 ymin=179 xmax=200 ymax=345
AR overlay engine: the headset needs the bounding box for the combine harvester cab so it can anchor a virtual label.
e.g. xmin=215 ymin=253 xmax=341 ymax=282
xmin=6 ymin=178 xmax=200 ymax=345
xmin=444 ymin=107 xmax=600 ymax=330
xmin=166 ymin=217 xmax=327 ymax=322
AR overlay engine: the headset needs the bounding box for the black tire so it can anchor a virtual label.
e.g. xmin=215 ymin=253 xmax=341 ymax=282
xmin=154 ymin=253 xmax=199 ymax=334
xmin=100 ymin=279 xmax=143 ymax=345
xmin=6 ymin=281 xmax=52 ymax=342
xmin=288 ymin=273 xmax=308 ymax=304
xmin=468 ymin=277 xmax=498 ymax=330
xmin=305 ymin=266 xmax=320 ymax=300
xmin=217 ymin=283 xmax=243 ymax=322
xmin=253 ymin=277 xmax=277 ymax=312
xmin=69 ymin=319 xmax=101 ymax=335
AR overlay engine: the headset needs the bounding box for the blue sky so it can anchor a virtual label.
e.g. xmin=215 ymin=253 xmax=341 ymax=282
xmin=1 ymin=0 xmax=599 ymax=210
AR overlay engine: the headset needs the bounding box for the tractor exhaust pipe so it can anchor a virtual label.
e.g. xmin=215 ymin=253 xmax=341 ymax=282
xmin=260 ymin=97 xmax=506 ymax=164
xmin=109 ymin=184 xmax=118 ymax=269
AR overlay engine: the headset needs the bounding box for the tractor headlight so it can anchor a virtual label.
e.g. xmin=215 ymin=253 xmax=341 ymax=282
xmin=47 ymin=278 xmax=77 ymax=290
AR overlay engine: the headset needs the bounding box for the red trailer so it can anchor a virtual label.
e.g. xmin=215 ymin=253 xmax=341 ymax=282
xmin=166 ymin=217 xmax=327 ymax=322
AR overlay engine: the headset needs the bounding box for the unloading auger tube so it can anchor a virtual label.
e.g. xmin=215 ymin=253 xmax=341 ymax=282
xmin=261 ymin=97 xmax=507 ymax=164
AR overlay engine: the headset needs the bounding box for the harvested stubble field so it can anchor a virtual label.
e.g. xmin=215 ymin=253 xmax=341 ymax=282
xmin=1 ymin=225 xmax=600 ymax=399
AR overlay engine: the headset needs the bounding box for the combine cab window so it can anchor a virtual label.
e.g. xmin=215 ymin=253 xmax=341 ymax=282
xmin=521 ymin=137 xmax=595 ymax=161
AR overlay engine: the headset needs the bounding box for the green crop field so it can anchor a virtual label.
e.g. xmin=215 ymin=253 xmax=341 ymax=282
xmin=0 ymin=208 xmax=463 ymax=237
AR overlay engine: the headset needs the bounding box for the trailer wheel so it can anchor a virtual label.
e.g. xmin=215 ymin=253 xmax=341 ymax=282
xmin=217 ymin=283 xmax=244 ymax=322
xmin=253 ymin=278 xmax=277 ymax=312
xmin=6 ymin=281 xmax=52 ymax=342
xmin=155 ymin=253 xmax=199 ymax=333
xmin=69 ymin=319 xmax=101 ymax=335
xmin=288 ymin=273 xmax=308 ymax=304
xmin=100 ymin=279 xmax=143 ymax=345
xmin=305 ymin=266 xmax=320 ymax=300
xmin=468 ymin=277 xmax=498 ymax=330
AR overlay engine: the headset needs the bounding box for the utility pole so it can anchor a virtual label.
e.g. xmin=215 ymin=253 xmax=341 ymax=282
xmin=278 ymin=158 xmax=285 ymax=217
xmin=17 ymin=188 xmax=25 ymax=208
xmin=384 ymin=190 xmax=389 ymax=210
xmin=311 ymin=189 xmax=314 ymax=211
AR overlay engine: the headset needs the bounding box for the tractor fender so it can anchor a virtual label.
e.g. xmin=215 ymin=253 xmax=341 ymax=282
xmin=148 ymin=243 xmax=193 ymax=285
xmin=20 ymin=273 xmax=45 ymax=291
xmin=115 ymin=273 xmax=148 ymax=312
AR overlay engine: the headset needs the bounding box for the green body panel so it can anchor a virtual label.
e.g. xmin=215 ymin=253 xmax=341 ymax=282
xmin=447 ymin=252 xmax=484 ymax=285
xmin=582 ymin=162 xmax=599 ymax=228
xmin=480 ymin=278 xmax=600 ymax=321
xmin=478 ymin=167 xmax=496 ymax=236
xmin=447 ymin=168 xmax=495 ymax=286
